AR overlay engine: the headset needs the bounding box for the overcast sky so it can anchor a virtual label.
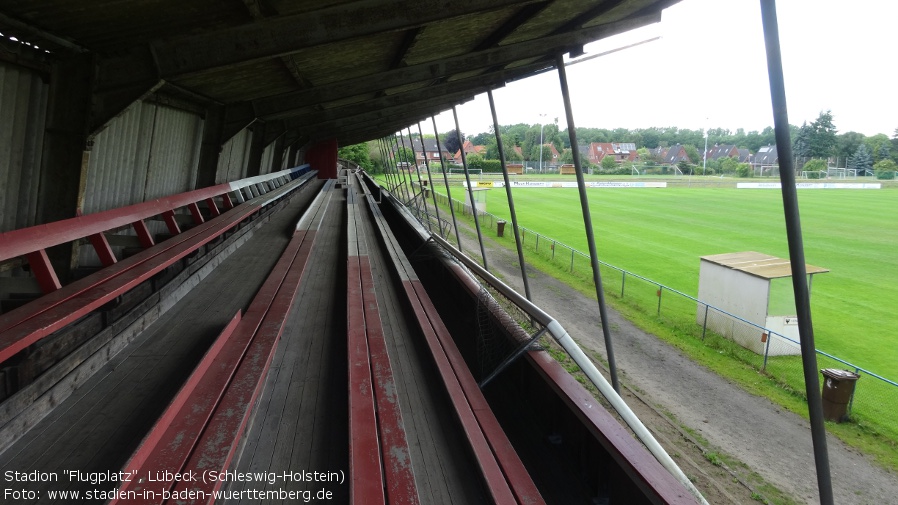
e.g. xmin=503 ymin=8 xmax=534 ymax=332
xmin=425 ymin=0 xmax=897 ymax=140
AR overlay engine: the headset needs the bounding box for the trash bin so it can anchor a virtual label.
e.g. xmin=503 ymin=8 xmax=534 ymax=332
xmin=496 ymin=220 xmax=506 ymax=237
xmin=820 ymin=368 xmax=860 ymax=422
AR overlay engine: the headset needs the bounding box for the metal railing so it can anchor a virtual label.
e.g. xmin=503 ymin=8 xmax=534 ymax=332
xmin=430 ymin=189 xmax=898 ymax=433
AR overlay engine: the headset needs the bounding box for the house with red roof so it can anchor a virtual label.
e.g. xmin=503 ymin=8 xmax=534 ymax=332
xmin=586 ymin=142 xmax=638 ymax=164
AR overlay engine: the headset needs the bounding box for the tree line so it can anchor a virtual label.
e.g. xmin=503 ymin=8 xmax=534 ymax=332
xmin=341 ymin=111 xmax=897 ymax=178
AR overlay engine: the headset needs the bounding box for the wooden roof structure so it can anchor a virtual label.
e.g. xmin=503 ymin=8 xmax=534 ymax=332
xmin=0 ymin=0 xmax=680 ymax=147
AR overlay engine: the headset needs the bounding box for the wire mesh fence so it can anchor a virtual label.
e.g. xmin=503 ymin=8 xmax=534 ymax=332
xmin=427 ymin=189 xmax=898 ymax=434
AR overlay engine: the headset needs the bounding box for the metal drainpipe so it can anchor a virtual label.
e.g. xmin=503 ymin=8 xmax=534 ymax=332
xmin=417 ymin=122 xmax=444 ymax=236
xmin=407 ymin=126 xmax=432 ymax=232
xmin=555 ymin=53 xmax=620 ymax=394
xmin=760 ymin=1 xmax=833 ymax=503
xmin=453 ymin=105 xmax=489 ymax=271
xmin=432 ymin=115 xmax=463 ymax=252
xmin=487 ymin=90 xmax=532 ymax=302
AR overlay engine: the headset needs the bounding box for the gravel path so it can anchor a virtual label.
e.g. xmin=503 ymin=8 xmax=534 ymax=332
xmin=452 ymin=221 xmax=898 ymax=504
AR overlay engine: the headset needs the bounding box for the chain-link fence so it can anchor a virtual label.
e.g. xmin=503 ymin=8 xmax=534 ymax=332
xmin=426 ymin=189 xmax=898 ymax=437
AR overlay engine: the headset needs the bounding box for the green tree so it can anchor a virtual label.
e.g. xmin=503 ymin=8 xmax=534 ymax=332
xmin=337 ymin=143 xmax=375 ymax=171
xmin=719 ymin=157 xmax=739 ymax=175
xmin=878 ymin=141 xmax=890 ymax=163
xmin=836 ymin=131 xmax=866 ymax=162
xmin=735 ymin=163 xmax=752 ymax=178
xmin=849 ymin=144 xmax=873 ymax=174
xmin=863 ymin=133 xmax=891 ymax=162
xmin=465 ymin=153 xmax=484 ymax=168
xmin=395 ymin=146 xmax=415 ymax=166
xmin=683 ymin=144 xmax=700 ymax=164
xmin=793 ymin=121 xmax=812 ymax=159
xmin=874 ymin=159 xmax=896 ymax=179
xmin=601 ymin=156 xmax=617 ymax=170
xmin=808 ymin=110 xmax=838 ymax=159
xmin=530 ymin=145 xmax=553 ymax=163
xmin=802 ymin=158 xmax=827 ymax=177
xmin=561 ymin=149 xmax=574 ymax=163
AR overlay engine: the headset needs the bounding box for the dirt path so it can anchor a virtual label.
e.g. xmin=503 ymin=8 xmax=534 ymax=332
xmin=451 ymin=220 xmax=898 ymax=504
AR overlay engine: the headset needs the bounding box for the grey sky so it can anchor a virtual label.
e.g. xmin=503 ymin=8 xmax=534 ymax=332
xmin=427 ymin=0 xmax=896 ymax=139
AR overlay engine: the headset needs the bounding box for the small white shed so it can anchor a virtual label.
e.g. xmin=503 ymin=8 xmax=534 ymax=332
xmin=696 ymin=251 xmax=829 ymax=356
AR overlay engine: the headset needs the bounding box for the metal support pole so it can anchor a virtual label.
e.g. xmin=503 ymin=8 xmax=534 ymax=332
xmin=453 ymin=105 xmax=489 ymax=271
xmin=397 ymin=132 xmax=416 ymax=205
xmin=417 ymin=122 xmax=444 ymax=236
xmin=407 ymin=126 xmax=432 ymax=231
xmin=387 ymin=136 xmax=406 ymax=198
xmin=385 ymin=136 xmax=402 ymax=195
xmin=760 ymin=2 xmax=833 ymax=503
xmin=433 ymin=116 xmax=463 ymax=251
xmin=379 ymin=138 xmax=396 ymax=192
xmin=556 ymin=53 xmax=620 ymax=394
xmin=488 ymin=90 xmax=532 ymax=301
xmin=386 ymin=138 xmax=401 ymax=193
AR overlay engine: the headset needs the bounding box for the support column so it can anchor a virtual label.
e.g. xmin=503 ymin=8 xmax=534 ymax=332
xmin=760 ymin=1 xmax=833 ymax=502
xmin=37 ymin=53 xmax=95 ymax=281
xmin=195 ymin=104 xmax=225 ymax=188
xmin=433 ymin=116 xmax=462 ymax=250
xmin=488 ymin=90 xmax=531 ymax=301
xmin=556 ymin=53 xmax=619 ymax=393
xmin=245 ymin=121 xmax=267 ymax=177
xmin=454 ymin=106 xmax=489 ymax=270
xmin=416 ymin=122 xmax=442 ymax=235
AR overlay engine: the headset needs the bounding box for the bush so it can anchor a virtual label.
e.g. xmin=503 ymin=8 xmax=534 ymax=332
xmin=874 ymin=159 xmax=897 ymax=180
xmin=735 ymin=164 xmax=752 ymax=178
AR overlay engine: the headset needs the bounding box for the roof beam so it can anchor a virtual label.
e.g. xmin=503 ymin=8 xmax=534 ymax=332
xmin=390 ymin=28 xmax=423 ymax=69
xmin=250 ymin=12 xmax=659 ymax=118
xmin=552 ymin=0 xmax=628 ymax=35
xmin=262 ymin=65 xmax=536 ymax=123
xmin=474 ymin=1 xmax=551 ymax=50
xmin=286 ymin=87 xmax=490 ymax=133
xmin=315 ymin=101 xmax=474 ymax=145
xmin=137 ymin=0 xmax=545 ymax=80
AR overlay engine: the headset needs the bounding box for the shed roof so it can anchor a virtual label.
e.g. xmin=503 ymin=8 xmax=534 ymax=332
xmin=700 ymin=251 xmax=829 ymax=279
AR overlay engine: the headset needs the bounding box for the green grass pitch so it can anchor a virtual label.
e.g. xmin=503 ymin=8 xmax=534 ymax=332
xmin=483 ymin=186 xmax=898 ymax=380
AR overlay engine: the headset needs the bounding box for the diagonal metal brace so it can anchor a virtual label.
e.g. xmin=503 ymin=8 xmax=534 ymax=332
xmin=479 ymin=327 xmax=547 ymax=389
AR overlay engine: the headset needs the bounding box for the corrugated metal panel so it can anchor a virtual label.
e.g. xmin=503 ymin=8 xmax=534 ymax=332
xmin=0 ymin=62 xmax=48 ymax=233
xmin=79 ymin=101 xmax=203 ymax=267
xmin=143 ymin=105 xmax=203 ymax=200
xmin=215 ymin=128 xmax=252 ymax=183
xmin=260 ymin=142 xmax=275 ymax=175
xmin=83 ymin=102 xmax=203 ymax=215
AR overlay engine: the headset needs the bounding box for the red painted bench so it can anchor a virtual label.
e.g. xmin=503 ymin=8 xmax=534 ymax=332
xmin=347 ymin=183 xmax=419 ymax=505
xmin=354 ymin=173 xmax=545 ymax=505
xmin=110 ymin=180 xmax=335 ymax=504
xmin=0 ymin=167 xmax=314 ymax=366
